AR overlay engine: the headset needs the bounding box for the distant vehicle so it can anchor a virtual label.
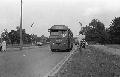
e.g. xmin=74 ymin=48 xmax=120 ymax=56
xmin=74 ymin=37 xmax=79 ymax=45
xmin=46 ymin=42 xmax=50 ymax=44
xmin=36 ymin=42 xmax=43 ymax=46
xmin=48 ymin=25 xmax=73 ymax=52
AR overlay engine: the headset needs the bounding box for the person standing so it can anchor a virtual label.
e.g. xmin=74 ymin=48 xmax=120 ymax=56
xmin=77 ymin=34 xmax=85 ymax=49
xmin=77 ymin=34 xmax=85 ymax=45
xmin=2 ymin=40 xmax=6 ymax=52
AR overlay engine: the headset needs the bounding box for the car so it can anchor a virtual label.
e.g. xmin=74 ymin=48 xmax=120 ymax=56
xmin=46 ymin=42 xmax=50 ymax=44
xmin=36 ymin=42 xmax=43 ymax=46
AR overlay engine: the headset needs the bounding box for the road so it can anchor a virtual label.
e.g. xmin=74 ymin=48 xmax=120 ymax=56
xmin=0 ymin=45 xmax=69 ymax=77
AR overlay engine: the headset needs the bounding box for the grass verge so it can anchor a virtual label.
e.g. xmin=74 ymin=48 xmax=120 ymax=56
xmin=105 ymin=44 xmax=120 ymax=49
xmin=54 ymin=46 xmax=120 ymax=77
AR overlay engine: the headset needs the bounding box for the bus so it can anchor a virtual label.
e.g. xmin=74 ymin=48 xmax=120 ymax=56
xmin=48 ymin=25 xmax=73 ymax=52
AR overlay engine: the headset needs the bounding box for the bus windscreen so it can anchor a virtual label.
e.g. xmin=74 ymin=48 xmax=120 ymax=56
xmin=50 ymin=30 xmax=59 ymax=35
xmin=50 ymin=30 xmax=67 ymax=37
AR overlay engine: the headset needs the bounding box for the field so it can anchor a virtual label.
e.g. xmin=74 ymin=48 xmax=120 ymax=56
xmin=54 ymin=46 xmax=120 ymax=77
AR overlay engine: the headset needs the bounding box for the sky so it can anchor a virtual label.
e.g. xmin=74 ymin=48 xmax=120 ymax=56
xmin=0 ymin=0 xmax=120 ymax=37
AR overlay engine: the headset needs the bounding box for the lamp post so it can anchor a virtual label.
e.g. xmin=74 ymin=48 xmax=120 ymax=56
xmin=20 ymin=0 xmax=23 ymax=50
xmin=30 ymin=22 xmax=34 ymax=45
xmin=79 ymin=22 xmax=83 ymax=35
xmin=79 ymin=21 xmax=82 ymax=30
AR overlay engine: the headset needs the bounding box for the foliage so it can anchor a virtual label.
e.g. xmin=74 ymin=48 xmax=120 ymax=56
xmin=1 ymin=29 xmax=10 ymax=44
xmin=81 ymin=19 xmax=107 ymax=44
xmin=8 ymin=27 xmax=32 ymax=44
xmin=1 ymin=26 xmax=48 ymax=45
xmin=8 ymin=30 xmax=18 ymax=44
xmin=79 ymin=17 xmax=120 ymax=44
xmin=108 ymin=17 xmax=120 ymax=44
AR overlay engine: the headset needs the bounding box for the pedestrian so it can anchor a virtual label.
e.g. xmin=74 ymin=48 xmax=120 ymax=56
xmin=2 ymin=40 xmax=6 ymax=52
xmin=77 ymin=34 xmax=85 ymax=47
xmin=86 ymin=41 xmax=88 ymax=46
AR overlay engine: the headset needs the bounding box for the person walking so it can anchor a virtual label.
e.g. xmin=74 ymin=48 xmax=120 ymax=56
xmin=2 ymin=40 xmax=6 ymax=52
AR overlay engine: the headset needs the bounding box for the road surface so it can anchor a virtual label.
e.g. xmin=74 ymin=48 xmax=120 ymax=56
xmin=0 ymin=45 xmax=69 ymax=77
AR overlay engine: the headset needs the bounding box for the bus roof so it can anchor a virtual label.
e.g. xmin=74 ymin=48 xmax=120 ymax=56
xmin=49 ymin=25 xmax=69 ymax=30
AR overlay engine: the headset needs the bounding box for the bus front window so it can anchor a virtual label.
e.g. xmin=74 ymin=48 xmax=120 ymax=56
xmin=50 ymin=30 xmax=59 ymax=35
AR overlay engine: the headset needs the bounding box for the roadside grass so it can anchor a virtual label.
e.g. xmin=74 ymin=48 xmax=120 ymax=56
xmin=54 ymin=46 xmax=120 ymax=77
xmin=105 ymin=44 xmax=120 ymax=49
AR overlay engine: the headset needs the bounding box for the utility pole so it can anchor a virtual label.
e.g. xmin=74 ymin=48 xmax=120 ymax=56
xmin=20 ymin=0 xmax=23 ymax=50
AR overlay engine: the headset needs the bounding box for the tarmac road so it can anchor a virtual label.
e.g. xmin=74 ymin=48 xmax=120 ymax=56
xmin=0 ymin=45 xmax=69 ymax=77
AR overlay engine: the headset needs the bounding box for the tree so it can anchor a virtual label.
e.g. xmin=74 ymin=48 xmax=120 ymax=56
xmin=83 ymin=19 xmax=107 ymax=44
xmin=8 ymin=30 xmax=18 ymax=45
xmin=16 ymin=26 xmax=32 ymax=44
xmin=1 ymin=29 xmax=10 ymax=44
xmin=108 ymin=17 xmax=120 ymax=44
xmin=79 ymin=25 xmax=91 ymax=35
xmin=8 ymin=27 xmax=32 ymax=44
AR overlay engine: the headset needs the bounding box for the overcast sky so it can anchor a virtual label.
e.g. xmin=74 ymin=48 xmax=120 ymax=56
xmin=0 ymin=0 xmax=120 ymax=37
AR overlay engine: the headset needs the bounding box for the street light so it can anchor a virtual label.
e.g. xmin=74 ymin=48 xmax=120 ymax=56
xmin=79 ymin=21 xmax=83 ymax=34
xmin=79 ymin=22 xmax=82 ymax=26
xmin=30 ymin=22 xmax=34 ymax=45
xmin=20 ymin=0 xmax=23 ymax=50
xmin=79 ymin=21 xmax=82 ymax=30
